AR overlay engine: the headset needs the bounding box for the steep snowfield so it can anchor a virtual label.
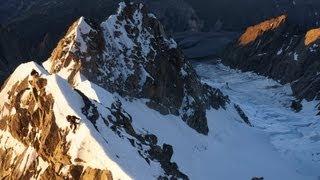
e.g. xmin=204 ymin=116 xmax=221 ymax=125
xmin=194 ymin=61 xmax=320 ymax=178
xmin=45 ymin=75 xmax=131 ymax=179
xmin=121 ymin=103 xmax=309 ymax=180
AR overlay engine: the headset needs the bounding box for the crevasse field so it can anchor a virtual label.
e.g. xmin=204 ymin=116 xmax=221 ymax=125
xmin=194 ymin=61 xmax=320 ymax=178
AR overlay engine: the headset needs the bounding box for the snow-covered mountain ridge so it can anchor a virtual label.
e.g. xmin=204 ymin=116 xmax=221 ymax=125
xmin=0 ymin=2 xmax=315 ymax=180
xmin=43 ymin=2 xmax=229 ymax=135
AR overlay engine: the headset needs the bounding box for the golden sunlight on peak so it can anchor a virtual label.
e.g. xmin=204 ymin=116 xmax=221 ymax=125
xmin=239 ymin=15 xmax=287 ymax=46
xmin=305 ymin=28 xmax=320 ymax=46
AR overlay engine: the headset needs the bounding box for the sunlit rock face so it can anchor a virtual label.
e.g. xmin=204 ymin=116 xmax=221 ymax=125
xmin=223 ymin=15 xmax=320 ymax=103
xmin=0 ymin=62 xmax=114 ymax=179
xmin=304 ymin=28 xmax=320 ymax=46
xmin=238 ymin=15 xmax=287 ymax=46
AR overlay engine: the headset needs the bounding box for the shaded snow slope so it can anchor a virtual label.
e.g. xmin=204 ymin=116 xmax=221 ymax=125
xmin=194 ymin=61 xmax=320 ymax=178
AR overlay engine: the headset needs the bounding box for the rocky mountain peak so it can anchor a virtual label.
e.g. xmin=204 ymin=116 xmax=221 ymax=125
xmin=239 ymin=15 xmax=287 ymax=46
xmin=44 ymin=2 xmax=229 ymax=135
xmin=44 ymin=16 xmax=101 ymax=85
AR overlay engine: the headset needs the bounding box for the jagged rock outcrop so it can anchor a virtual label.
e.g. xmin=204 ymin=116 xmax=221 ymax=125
xmin=0 ymin=63 xmax=113 ymax=179
xmin=223 ymin=15 xmax=320 ymax=109
xmin=44 ymin=2 xmax=228 ymax=135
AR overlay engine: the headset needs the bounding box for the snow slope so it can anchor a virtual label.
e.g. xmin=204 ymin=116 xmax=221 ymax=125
xmin=194 ymin=61 xmax=320 ymax=178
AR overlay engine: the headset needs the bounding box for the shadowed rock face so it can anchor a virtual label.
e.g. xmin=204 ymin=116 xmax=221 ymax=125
xmin=104 ymin=100 xmax=189 ymax=179
xmin=223 ymin=15 xmax=320 ymax=104
xmin=138 ymin=0 xmax=203 ymax=33
xmin=44 ymin=2 xmax=228 ymax=135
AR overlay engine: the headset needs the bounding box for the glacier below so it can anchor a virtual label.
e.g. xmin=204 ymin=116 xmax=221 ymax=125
xmin=194 ymin=60 xmax=320 ymax=178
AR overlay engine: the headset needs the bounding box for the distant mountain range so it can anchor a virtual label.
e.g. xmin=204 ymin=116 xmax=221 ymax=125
xmin=1 ymin=0 xmax=320 ymax=84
